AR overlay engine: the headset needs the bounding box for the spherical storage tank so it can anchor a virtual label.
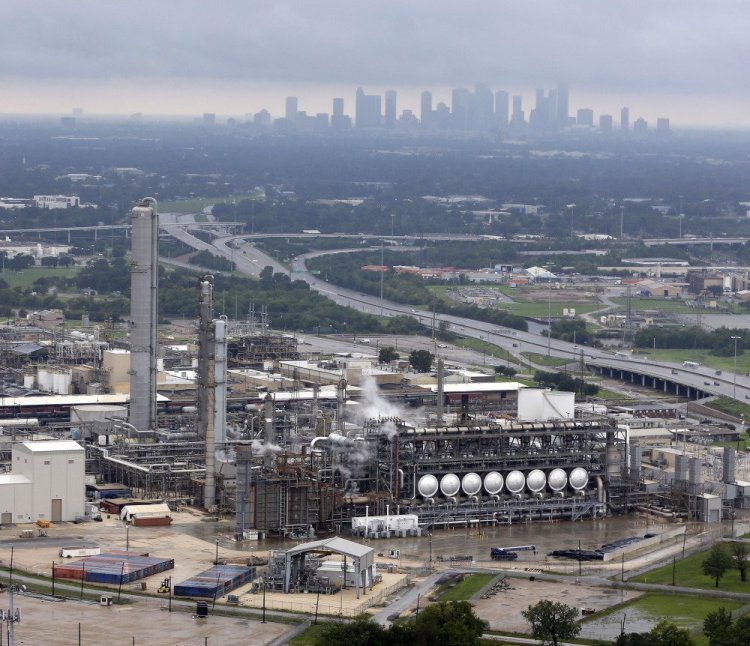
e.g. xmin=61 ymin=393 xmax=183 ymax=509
xmin=483 ymin=471 xmax=504 ymax=495
xmin=569 ymin=467 xmax=589 ymax=491
xmin=526 ymin=469 xmax=547 ymax=493
xmin=547 ymin=468 xmax=568 ymax=492
xmin=505 ymin=470 xmax=525 ymax=494
xmin=440 ymin=473 xmax=461 ymax=497
xmin=461 ymin=472 xmax=482 ymax=496
xmin=417 ymin=474 xmax=439 ymax=498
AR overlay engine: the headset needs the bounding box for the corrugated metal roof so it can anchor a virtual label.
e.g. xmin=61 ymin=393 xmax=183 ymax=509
xmin=420 ymin=382 xmax=526 ymax=394
xmin=283 ymin=536 xmax=373 ymax=559
xmin=121 ymin=503 xmax=171 ymax=516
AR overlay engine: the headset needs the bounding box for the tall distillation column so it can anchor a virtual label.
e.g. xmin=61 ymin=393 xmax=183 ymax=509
xmin=128 ymin=198 xmax=159 ymax=433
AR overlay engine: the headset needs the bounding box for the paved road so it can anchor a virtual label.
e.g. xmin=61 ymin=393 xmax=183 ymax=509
xmin=163 ymin=223 xmax=750 ymax=403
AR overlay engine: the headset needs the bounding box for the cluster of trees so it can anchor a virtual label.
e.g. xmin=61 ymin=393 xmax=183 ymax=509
xmin=703 ymin=607 xmax=750 ymax=645
xmin=615 ymin=620 xmax=694 ymax=645
xmin=634 ymin=326 xmax=745 ymax=357
xmin=0 ymin=253 xmax=35 ymax=271
xmin=311 ymin=601 xmax=487 ymax=646
xmin=186 ymin=250 xmax=235 ymax=272
xmin=549 ymin=318 xmax=591 ymax=345
xmin=702 ymin=542 xmax=747 ymax=588
xmin=306 ymin=251 xmax=527 ymax=331
xmin=534 ymin=370 xmax=600 ymax=397
xmin=494 ymin=365 xmax=518 ymax=377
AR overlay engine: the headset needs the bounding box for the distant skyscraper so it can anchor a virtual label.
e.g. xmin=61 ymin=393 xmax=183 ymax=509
xmin=384 ymin=90 xmax=397 ymax=128
xmin=620 ymin=107 xmax=630 ymax=131
xmin=556 ymin=83 xmax=569 ymax=124
xmin=576 ymin=108 xmax=594 ymax=127
xmin=331 ymin=98 xmax=351 ymax=130
xmin=510 ymin=95 xmax=525 ymax=126
xmin=285 ymin=97 xmax=298 ymax=122
xmin=599 ymin=114 xmax=613 ymax=132
xmin=420 ymin=90 xmax=433 ymax=127
xmin=202 ymin=113 xmax=216 ymax=125
xmin=470 ymin=83 xmax=494 ymax=131
xmin=451 ymin=87 xmax=470 ymax=129
xmin=656 ymin=117 xmax=670 ymax=134
xmin=355 ymin=88 xmax=382 ymax=128
xmin=254 ymin=109 xmax=271 ymax=126
xmin=633 ymin=117 xmax=648 ymax=134
xmin=494 ymin=90 xmax=509 ymax=129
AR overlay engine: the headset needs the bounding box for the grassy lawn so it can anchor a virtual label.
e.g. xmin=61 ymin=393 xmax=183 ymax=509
xmin=593 ymin=388 xmax=635 ymax=400
xmin=288 ymin=623 xmax=329 ymax=645
xmin=714 ymin=439 xmax=750 ymax=451
xmin=612 ymin=297 xmax=696 ymax=314
xmin=644 ymin=348 xmax=750 ymax=374
xmin=495 ymin=301 xmax=600 ymax=318
xmin=437 ymin=573 xmax=497 ymax=602
xmin=639 ymin=547 xmax=750 ymax=593
xmin=522 ymin=351 xmax=572 ymax=367
xmin=586 ymin=592 xmax=743 ymax=640
xmin=456 ymin=337 xmax=520 ymax=365
xmin=0 ymin=266 xmax=80 ymax=289
xmin=705 ymin=396 xmax=750 ymax=419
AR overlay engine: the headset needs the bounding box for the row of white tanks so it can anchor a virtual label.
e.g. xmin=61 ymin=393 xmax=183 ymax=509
xmin=417 ymin=467 xmax=589 ymax=498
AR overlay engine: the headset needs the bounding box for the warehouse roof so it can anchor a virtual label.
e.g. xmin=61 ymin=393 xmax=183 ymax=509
xmin=420 ymin=382 xmax=526 ymax=394
xmin=283 ymin=536 xmax=373 ymax=559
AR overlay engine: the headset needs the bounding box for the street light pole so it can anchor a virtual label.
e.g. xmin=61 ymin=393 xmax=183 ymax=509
xmin=547 ymin=287 xmax=552 ymax=356
xmin=620 ymin=205 xmax=624 ymax=240
xmin=215 ymin=537 xmax=220 ymax=565
xmin=732 ymin=335 xmax=741 ymax=401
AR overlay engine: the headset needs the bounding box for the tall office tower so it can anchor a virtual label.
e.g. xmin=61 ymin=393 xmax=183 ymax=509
xmin=331 ymin=98 xmax=351 ymax=129
xmin=633 ymin=117 xmax=648 ymax=134
xmin=384 ymin=90 xmax=397 ymax=128
xmin=451 ymin=87 xmax=470 ymax=129
xmin=494 ymin=90 xmax=509 ymax=128
xmin=202 ymin=113 xmax=216 ymax=125
xmin=656 ymin=117 xmax=670 ymax=134
xmin=420 ymin=90 xmax=433 ymax=127
xmin=620 ymin=107 xmax=630 ymax=131
xmin=577 ymin=108 xmax=594 ymax=127
xmin=435 ymin=102 xmax=451 ymax=129
xmin=254 ymin=109 xmax=271 ymax=126
xmin=556 ymin=83 xmax=569 ymax=124
xmin=355 ymin=88 xmax=382 ymax=127
xmin=470 ymin=83 xmax=494 ymax=131
xmin=599 ymin=114 xmax=613 ymax=132
xmin=530 ymin=88 xmax=551 ymax=130
xmin=128 ymin=198 xmax=159 ymax=432
xmin=285 ymin=96 xmax=298 ymax=122
xmin=510 ymin=95 xmax=525 ymax=126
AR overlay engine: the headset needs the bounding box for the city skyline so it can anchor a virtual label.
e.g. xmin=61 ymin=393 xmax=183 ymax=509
xmin=1 ymin=1 xmax=749 ymax=128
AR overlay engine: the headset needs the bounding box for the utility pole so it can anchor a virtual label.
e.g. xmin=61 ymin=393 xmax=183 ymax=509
xmin=732 ymin=336 xmax=741 ymax=401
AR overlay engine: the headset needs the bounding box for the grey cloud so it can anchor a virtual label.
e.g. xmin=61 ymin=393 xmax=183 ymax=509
xmin=2 ymin=0 xmax=749 ymax=97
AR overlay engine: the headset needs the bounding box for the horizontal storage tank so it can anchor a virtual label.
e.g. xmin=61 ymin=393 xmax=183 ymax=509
xmin=526 ymin=469 xmax=546 ymax=493
xmin=483 ymin=471 xmax=504 ymax=495
xmin=547 ymin=468 xmax=568 ymax=492
xmin=569 ymin=467 xmax=589 ymax=491
xmin=440 ymin=473 xmax=461 ymax=497
xmin=505 ymin=470 xmax=525 ymax=494
xmin=417 ymin=474 xmax=439 ymax=498
xmin=461 ymin=472 xmax=482 ymax=496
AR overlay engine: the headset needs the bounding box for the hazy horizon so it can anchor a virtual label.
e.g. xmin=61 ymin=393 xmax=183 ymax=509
xmin=3 ymin=1 xmax=750 ymax=128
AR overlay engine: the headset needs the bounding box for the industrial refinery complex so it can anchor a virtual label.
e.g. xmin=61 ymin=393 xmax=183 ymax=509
xmin=1 ymin=198 xmax=749 ymax=636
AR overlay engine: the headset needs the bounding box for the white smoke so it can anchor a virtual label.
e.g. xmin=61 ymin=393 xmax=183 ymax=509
xmin=355 ymin=374 xmax=404 ymax=423
xmin=250 ymin=439 xmax=282 ymax=457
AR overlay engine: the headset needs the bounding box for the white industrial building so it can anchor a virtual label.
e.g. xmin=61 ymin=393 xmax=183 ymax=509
xmin=34 ymin=195 xmax=80 ymax=209
xmin=0 ymin=440 xmax=85 ymax=524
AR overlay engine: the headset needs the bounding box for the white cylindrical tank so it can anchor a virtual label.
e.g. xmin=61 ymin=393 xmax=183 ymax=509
xmin=505 ymin=470 xmax=525 ymax=494
xmin=440 ymin=473 xmax=461 ymax=497
xmin=548 ymin=468 xmax=568 ymax=492
xmin=483 ymin=471 xmax=504 ymax=495
xmin=526 ymin=469 xmax=547 ymax=493
xmin=417 ymin=474 xmax=439 ymax=498
xmin=461 ymin=472 xmax=482 ymax=496
xmin=569 ymin=467 xmax=589 ymax=490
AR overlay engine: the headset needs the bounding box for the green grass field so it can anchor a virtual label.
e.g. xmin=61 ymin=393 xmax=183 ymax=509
xmin=0 ymin=266 xmax=80 ymax=289
xmin=437 ymin=573 xmax=497 ymax=602
xmin=642 ymin=348 xmax=750 ymax=374
xmin=612 ymin=297 xmax=697 ymax=314
xmin=639 ymin=547 xmax=750 ymax=593
xmin=705 ymin=397 xmax=750 ymax=420
xmin=522 ymin=351 xmax=572 ymax=367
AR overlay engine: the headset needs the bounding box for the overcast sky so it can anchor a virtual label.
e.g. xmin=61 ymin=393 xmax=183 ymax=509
xmin=2 ymin=0 xmax=749 ymax=126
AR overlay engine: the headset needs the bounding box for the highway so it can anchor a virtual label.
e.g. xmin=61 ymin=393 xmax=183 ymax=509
xmin=162 ymin=222 xmax=750 ymax=405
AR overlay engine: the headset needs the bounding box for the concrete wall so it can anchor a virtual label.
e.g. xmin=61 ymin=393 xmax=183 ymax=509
xmin=13 ymin=441 xmax=85 ymax=522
